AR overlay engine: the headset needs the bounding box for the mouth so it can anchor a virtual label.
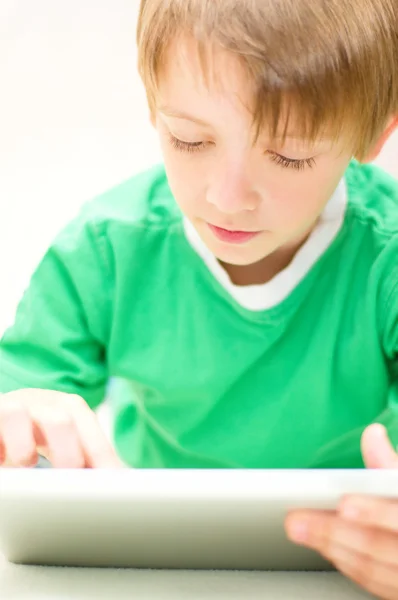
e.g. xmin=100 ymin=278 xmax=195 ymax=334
xmin=207 ymin=224 xmax=261 ymax=245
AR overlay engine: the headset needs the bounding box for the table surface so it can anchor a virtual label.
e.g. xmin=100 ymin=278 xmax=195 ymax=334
xmin=1 ymin=555 xmax=374 ymax=599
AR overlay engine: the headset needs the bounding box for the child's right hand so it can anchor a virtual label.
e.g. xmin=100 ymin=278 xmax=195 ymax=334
xmin=0 ymin=389 xmax=123 ymax=468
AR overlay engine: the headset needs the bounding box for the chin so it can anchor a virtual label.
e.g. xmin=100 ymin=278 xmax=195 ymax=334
xmin=208 ymin=241 xmax=273 ymax=267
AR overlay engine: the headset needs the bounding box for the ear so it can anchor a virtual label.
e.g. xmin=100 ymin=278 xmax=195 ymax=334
xmin=362 ymin=117 xmax=398 ymax=163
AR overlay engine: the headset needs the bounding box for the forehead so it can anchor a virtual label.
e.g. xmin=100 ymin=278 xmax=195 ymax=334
xmin=155 ymin=36 xmax=337 ymax=152
xmin=157 ymin=36 xmax=255 ymax=119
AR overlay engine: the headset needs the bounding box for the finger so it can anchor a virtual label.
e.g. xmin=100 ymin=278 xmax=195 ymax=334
xmin=285 ymin=510 xmax=336 ymax=548
xmin=324 ymin=543 xmax=398 ymax=600
xmin=30 ymin=408 xmax=86 ymax=469
xmin=340 ymin=495 xmax=398 ymax=534
xmin=0 ymin=397 xmax=38 ymax=467
xmin=286 ymin=510 xmax=398 ymax=569
xmin=66 ymin=395 xmax=123 ymax=468
xmin=361 ymin=424 xmax=398 ymax=469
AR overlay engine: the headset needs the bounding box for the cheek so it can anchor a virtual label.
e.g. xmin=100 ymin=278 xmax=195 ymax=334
xmin=160 ymin=145 xmax=208 ymax=213
xmin=263 ymin=187 xmax=323 ymax=230
xmin=162 ymin=156 xmax=201 ymax=213
xmin=263 ymin=168 xmax=339 ymax=231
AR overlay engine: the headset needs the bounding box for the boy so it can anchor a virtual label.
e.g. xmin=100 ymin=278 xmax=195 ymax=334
xmin=1 ymin=0 xmax=398 ymax=594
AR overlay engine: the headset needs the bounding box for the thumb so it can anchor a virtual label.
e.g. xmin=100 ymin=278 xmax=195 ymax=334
xmin=361 ymin=424 xmax=398 ymax=469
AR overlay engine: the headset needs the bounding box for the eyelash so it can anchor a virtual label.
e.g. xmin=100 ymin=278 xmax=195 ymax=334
xmin=268 ymin=153 xmax=316 ymax=171
xmin=168 ymin=134 xmax=315 ymax=171
xmin=169 ymin=135 xmax=207 ymax=154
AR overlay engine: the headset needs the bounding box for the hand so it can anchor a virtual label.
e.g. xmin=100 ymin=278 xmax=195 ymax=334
xmin=0 ymin=389 xmax=124 ymax=468
xmin=285 ymin=424 xmax=398 ymax=599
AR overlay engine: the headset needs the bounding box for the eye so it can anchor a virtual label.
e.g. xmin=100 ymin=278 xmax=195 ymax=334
xmin=268 ymin=152 xmax=316 ymax=171
xmin=168 ymin=134 xmax=209 ymax=153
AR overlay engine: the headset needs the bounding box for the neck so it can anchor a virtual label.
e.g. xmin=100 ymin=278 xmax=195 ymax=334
xmin=220 ymin=229 xmax=314 ymax=286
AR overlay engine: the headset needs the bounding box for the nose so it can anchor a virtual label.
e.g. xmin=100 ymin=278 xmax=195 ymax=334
xmin=206 ymin=162 xmax=260 ymax=214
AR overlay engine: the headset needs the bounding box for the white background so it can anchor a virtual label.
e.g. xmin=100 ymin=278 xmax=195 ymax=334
xmin=0 ymin=0 xmax=397 ymax=337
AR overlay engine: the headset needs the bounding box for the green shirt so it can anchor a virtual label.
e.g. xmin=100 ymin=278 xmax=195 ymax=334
xmin=1 ymin=161 xmax=398 ymax=469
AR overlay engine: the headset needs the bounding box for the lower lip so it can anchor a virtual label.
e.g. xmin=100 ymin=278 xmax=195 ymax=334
xmin=208 ymin=224 xmax=260 ymax=244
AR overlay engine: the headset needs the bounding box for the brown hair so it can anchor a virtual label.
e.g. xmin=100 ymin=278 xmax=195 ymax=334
xmin=137 ymin=0 xmax=398 ymax=159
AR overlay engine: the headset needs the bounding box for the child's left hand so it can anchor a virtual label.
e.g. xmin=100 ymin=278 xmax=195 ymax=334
xmin=285 ymin=424 xmax=398 ymax=599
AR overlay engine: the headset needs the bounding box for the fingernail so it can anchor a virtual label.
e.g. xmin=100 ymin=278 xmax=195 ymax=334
xmin=340 ymin=496 xmax=362 ymax=521
xmin=372 ymin=423 xmax=387 ymax=437
xmin=341 ymin=504 xmax=360 ymax=521
xmin=341 ymin=504 xmax=359 ymax=521
xmin=288 ymin=519 xmax=309 ymax=543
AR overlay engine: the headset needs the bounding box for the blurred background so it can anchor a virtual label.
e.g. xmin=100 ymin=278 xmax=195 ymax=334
xmin=0 ymin=0 xmax=397 ymax=338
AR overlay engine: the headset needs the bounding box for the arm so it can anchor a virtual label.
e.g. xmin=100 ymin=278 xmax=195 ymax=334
xmin=0 ymin=215 xmax=111 ymax=410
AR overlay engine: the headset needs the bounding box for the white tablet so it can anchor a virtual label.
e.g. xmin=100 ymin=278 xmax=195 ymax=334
xmin=1 ymin=469 xmax=397 ymax=571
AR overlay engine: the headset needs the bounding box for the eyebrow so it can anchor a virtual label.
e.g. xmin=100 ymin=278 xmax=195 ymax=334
xmin=158 ymin=106 xmax=212 ymax=127
xmin=158 ymin=105 xmax=329 ymax=146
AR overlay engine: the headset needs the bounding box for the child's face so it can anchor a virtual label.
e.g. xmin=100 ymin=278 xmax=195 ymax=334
xmin=155 ymin=40 xmax=354 ymax=267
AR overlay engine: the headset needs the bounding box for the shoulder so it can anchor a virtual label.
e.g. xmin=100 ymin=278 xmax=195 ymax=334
xmin=343 ymin=160 xmax=398 ymax=289
xmin=45 ymin=164 xmax=181 ymax=283
xmin=76 ymin=164 xmax=181 ymax=232
xmin=343 ymin=162 xmax=398 ymax=353
xmin=345 ymin=160 xmax=398 ymax=237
